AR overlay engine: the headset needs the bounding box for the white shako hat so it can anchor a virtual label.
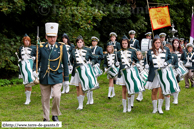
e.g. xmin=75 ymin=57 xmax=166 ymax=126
xmin=45 ymin=22 xmax=59 ymax=36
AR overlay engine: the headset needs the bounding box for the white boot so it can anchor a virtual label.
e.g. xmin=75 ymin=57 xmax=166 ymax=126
xmin=65 ymin=84 xmax=70 ymax=93
xmin=90 ymin=91 xmax=93 ymax=104
xmin=122 ymin=99 xmax=127 ymax=113
xmin=136 ymin=92 xmax=143 ymax=102
xmin=50 ymin=88 xmax=53 ymax=99
xmin=108 ymin=87 xmax=112 ymax=99
xmin=77 ymin=95 xmax=82 ymax=110
xmin=152 ymin=100 xmax=157 ymax=113
xmin=131 ymin=95 xmax=135 ymax=108
xmin=86 ymin=91 xmax=90 ymax=105
xmin=112 ymin=87 xmax=115 ymax=97
xmin=127 ymin=97 xmax=131 ymax=112
xmin=172 ymin=92 xmax=179 ymax=104
xmin=61 ymin=82 xmax=65 ymax=94
xmin=165 ymin=97 xmax=170 ymax=110
xmin=80 ymin=95 xmax=84 ymax=109
xmin=158 ymin=99 xmax=164 ymax=114
xmin=24 ymin=91 xmax=31 ymax=105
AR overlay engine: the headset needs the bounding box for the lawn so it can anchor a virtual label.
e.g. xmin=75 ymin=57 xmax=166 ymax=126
xmin=0 ymin=74 xmax=194 ymax=129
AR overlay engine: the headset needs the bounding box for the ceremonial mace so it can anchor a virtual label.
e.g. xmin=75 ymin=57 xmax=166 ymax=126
xmin=34 ymin=26 xmax=40 ymax=84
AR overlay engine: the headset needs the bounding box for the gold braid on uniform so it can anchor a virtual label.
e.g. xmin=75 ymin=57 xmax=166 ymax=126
xmin=44 ymin=44 xmax=63 ymax=77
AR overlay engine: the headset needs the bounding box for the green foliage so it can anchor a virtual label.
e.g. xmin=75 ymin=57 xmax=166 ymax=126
xmin=10 ymin=78 xmax=23 ymax=85
xmin=0 ymin=33 xmax=21 ymax=72
xmin=0 ymin=79 xmax=10 ymax=86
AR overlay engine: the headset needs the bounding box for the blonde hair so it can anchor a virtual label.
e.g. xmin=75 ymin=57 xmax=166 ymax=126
xmin=136 ymin=51 xmax=143 ymax=60
xmin=106 ymin=45 xmax=114 ymax=54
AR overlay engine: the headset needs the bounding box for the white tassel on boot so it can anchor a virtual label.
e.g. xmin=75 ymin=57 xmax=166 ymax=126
xmin=50 ymin=88 xmax=53 ymax=99
xmin=108 ymin=87 xmax=112 ymax=99
xmin=131 ymin=95 xmax=135 ymax=108
xmin=112 ymin=87 xmax=115 ymax=97
xmin=122 ymin=99 xmax=127 ymax=113
xmin=86 ymin=91 xmax=90 ymax=105
xmin=61 ymin=82 xmax=66 ymax=94
xmin=165 ymin=97 xmax=170 ymax=111
xmin=136 ymin=92 xmax=143 ymax=102
xmin=158 ymin=99 xmax=164 ymax=114
xmin=152 ymin=100 xmax=157 ymax=113
xmin=127 ymin=97 xmax=131 ymax=112
xmin=172 ymin=92 xmax=179 ymax=104
xmin=24 ymin=91 xmax=31 ymax=105
xmin=90 ymin=91 xmax=93 ymax=104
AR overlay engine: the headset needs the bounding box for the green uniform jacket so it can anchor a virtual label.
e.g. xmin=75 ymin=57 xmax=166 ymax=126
xmin=107 ymin=41 xmax=121 ymax=52
xmin=129 ymin=39 xmax=140 ymax=50
xmin=147 ymin=47 xmax=172 ymax=82
xmin=91 ymin=46 xmax=103 ymax=64
xmin=38 ymin=42 xmax=69 ymax=85
xmin=103 ymin=52 xmax=117 ymax=69
xmin=19 ymin=45 xmax=36 ymax=71
xmin=117 ymin=48 xmax=138 ymax=78
xmin=70 ymin=47 xmax=97 ymax=76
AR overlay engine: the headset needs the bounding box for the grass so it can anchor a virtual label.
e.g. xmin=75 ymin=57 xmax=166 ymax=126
xmin=0 ymin=74 xmax=194 ymax=129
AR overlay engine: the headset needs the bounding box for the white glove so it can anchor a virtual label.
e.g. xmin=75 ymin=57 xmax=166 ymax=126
xmin=64 ymin=81 xmax=69 ymax=86
xmin=145 ymin=64 xmax=149 ymax=69
xmin=164 ymin=62 xmax=168 ymax=66
xmin=96 ymin=63 xmax=100 ymax=67
xmin=104 ymin=68 xmax=108 ymax=72
xmin=33 ymin=71 xmax=39 ymax=78
xmin=18 ymin=59 xmax=21 ymax=62
xmin=61 ymin=64 xmax=63 ymax=68
xmin=31 ymin=57 xmax=36 ymax=61
xmin=136 ymin=63 xmax=141 ymax=68
xmin=115 ymin=61 xmax=119 ymax=66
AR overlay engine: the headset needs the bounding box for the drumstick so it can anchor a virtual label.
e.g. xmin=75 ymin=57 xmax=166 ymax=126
xmin=145 ymin=51 xmax=148 ymax=64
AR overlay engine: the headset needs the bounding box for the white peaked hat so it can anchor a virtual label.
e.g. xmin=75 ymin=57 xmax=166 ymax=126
xmin=128 ymin=30 xmax=136 ymax=35
xmin=45 ymin=22 xmax=59 ymax=36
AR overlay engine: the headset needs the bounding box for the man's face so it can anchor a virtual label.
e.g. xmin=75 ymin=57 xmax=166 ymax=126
xmin=46 ymin=36 xmax=57 ymax=45
xmin=146 ymin=35 xmax=151 ymax=39
xmin=92 ymin=41 xmax=98 ymax=46
xmin=129 ymin=34 xmax=135 ymax=39
xmin=160 ymin=37 xmax=165 ymax=42
xmin=188 ymin=47 xmax=193 ymax=53
xmin=110 ymin=36 xmax=116 ymax=42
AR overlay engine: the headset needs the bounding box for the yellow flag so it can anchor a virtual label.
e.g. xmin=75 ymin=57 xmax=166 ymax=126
xmin=149 ymin=6 xmax=171 ymax=30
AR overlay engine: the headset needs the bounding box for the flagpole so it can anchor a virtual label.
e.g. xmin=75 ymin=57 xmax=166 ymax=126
xmin=146 ymin=0 xmax=155 ymax=39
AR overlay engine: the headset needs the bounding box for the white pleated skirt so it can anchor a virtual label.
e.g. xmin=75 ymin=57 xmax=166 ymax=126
xmin=116 ymin=76 xmax=125 ymax=86
xmin=145 ymin=75 xmax=160 ymax=90
xmin=70 ymin=73 xmax=80 ymax=86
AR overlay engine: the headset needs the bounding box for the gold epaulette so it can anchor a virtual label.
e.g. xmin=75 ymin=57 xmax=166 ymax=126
xmin=40 ymin=42 xmax=45 ymax=44
xmin=118 ymin=49 xmax=122 ymax=52
xmin=58 ymin=42 xmax=65 ymax=45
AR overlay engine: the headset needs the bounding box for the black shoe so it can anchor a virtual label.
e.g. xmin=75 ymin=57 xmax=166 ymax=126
xmin=52 ymin=116 xmax=59 ymax=121
xmin=43 ymin=118 xmax=47 ymax=121
xmin=131 ymin=106 xmax=133 ymax=108
xmin=191 ymin=84 xmax=194 ymax=88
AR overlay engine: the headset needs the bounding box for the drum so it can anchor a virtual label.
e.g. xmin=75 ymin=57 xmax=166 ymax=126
xmin=139 ymin=69 xmax=149 ymax=86
xmin=121 ymin=66 xmax=144 ymax=95
xmin=157 ymin=65 xmax=180 ymax=95
xmin=106 ymin=65 xmax=119 ymax=78
xmin=76 ymin=63 xmax=99 ymax=92
xmin=19 ymin=59 xmax=35 ymax=85
xmin=141 ymin=38 xmax=152 ymax=51
xmin=177 ymin=62 xmax=188 ymax=78
xmin=93 ymin=64 xmax=103 ymax=77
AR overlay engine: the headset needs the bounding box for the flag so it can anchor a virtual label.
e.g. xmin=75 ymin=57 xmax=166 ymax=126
xmin=189 ymin=12 xmax=194 ymax=44
xmin=149 ymin=6 xmax=171 ymax=30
